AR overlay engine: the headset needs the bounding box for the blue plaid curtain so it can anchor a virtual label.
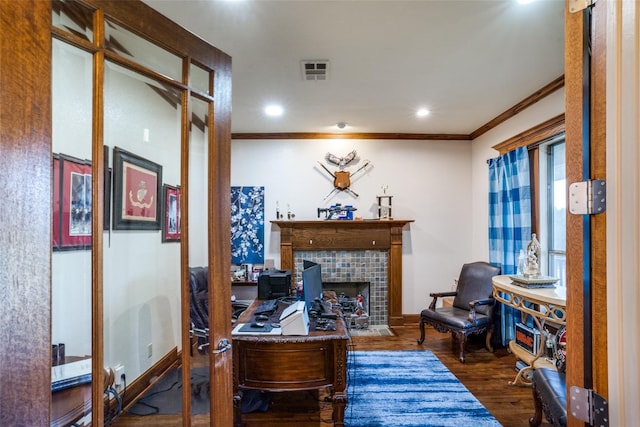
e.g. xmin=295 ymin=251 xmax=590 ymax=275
xmin=488 ymin=146 xmax=532 ymax=346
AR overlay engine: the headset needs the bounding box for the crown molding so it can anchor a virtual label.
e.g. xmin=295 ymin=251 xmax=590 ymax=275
xmin=231 ymin=75 xmax=565 ymax=142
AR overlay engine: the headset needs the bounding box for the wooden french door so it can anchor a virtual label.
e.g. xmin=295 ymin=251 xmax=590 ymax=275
xmin=564 ymin=1 xmax=608 ymax=426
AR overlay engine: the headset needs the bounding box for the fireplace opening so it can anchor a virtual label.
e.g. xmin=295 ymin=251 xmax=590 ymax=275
xmin=294 ymin=250 xmax=388 ymax=326
xmin=323 ymin=281 xmax=370 ymax=329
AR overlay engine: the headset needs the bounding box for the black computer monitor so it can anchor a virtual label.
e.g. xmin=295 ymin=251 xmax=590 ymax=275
xmin=301 ymin=260 xmax=323 ymax=311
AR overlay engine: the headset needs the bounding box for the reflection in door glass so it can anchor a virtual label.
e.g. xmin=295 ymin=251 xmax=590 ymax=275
xmin=189 ymin=97 xmax=211 ymax=421
xmin=51 ymin=38 xmax=93 ymax=426
xmin=103 ymin=60 xmax=182 ymax=420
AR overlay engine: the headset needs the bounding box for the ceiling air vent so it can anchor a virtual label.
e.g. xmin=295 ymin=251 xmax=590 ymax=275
xmin=301 ymin=60 xmax=329 ymax=81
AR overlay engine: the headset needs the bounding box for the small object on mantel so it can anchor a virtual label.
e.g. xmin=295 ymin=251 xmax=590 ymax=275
xmin=377 ymin=185 xmax=393 ymax=220
xmin=317 ymin=203 xmax=357 ymax=220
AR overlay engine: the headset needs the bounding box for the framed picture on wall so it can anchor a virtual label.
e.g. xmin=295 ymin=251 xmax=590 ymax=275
xmin=57 ymin=154 xmax=92 ymax=250
xmin=161 ymin=184 xmax=181 ymax=242
xmin=52 ymin=154 xmax=61 ymax=250
xmin=112 ymin=146 xmax=162 ymax=230
xmin=104 ymin=145 xmax=112 ymax=231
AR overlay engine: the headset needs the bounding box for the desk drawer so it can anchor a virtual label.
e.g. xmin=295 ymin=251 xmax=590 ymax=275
xmin=236 ymin=341 xmax=333 ymax=390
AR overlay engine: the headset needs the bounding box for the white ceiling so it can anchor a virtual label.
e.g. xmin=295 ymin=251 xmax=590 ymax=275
xmin=143 ymin=0 xmax=565 ymax=135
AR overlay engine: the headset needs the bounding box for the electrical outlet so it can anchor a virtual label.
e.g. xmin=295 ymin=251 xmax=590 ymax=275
xmin=114 ymin=365 xmax=125 ymax=387
xmin=147 ymin=343 xmax=153 ymax=358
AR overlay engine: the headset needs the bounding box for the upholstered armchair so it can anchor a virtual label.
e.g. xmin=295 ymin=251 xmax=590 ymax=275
xmin=417 ymin=261 xmax=501 ymax=362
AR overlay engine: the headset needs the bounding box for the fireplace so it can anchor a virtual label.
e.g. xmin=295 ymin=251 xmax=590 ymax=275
xmin=272 ymin=220 xmax=412 ymax=326
xmin=322 ymin=281 xmax=371 ymax=316
xmin=294 ymin=251 xmax=385 ymax=324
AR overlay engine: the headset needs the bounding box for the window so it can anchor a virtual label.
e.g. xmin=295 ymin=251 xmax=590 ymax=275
xmin=539 ymin=137 xmax=566 ymax=286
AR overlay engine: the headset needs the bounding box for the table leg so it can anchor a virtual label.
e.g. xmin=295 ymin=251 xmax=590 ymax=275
xmin=510 ymin=366 xmax=534 ymax=386
xmin=509 ymin=317 xmax=548 ymax=386
xmin=332 ymin=339 xmax=348 ymax=425
xmin=233 ymin=390 xmax=244 ymax=427
xmin=332 ymin=390 xmax=347 ymax=426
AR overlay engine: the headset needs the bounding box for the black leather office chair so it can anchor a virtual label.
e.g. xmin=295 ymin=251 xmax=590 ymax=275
xmin=417 ymin=261 xmax=501 ymax=362
xmin=189 ymin=267 xmax=210 ymax=353
xmin=189 ymin=266 xmax=249 ymax=354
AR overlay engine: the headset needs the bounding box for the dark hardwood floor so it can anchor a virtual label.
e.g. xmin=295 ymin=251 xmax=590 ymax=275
xmin=114 ymin=325 xmax=546 ymax=426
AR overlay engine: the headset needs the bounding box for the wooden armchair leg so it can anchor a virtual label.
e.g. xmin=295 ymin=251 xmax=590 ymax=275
xmin=457 ymin=332 xmax=467 ymax=363
xmin=485 ymin=328 xmax=494 ymax=353
xmin=417 ymin=318 xmax=426 ymax=345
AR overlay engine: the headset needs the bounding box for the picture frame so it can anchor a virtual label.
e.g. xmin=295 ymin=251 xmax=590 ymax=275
xmin=57 ymin=154 xmax=92 ymax=250
xmin=161 ymin=184 xmax=181 ymax=242
xmin=112 ymin=146 xmax=162 ymax=230
xmin=104 ymin=145 xmax=112 ymax=231
xmin=52 ymin=154 xmax=61 ymax=250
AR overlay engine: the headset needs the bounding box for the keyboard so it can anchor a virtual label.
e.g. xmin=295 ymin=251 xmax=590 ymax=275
xmin=254 ymin=299 xmax=278 ymax=315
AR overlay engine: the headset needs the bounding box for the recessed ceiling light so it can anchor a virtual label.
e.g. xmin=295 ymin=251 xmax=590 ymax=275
xmin=416 ymin=108 xmax=430 ymax=117
xmin=264 ymin=105 xmax=283 ymax=117
xmin=336 ymin=122 xmax=347 ymax=129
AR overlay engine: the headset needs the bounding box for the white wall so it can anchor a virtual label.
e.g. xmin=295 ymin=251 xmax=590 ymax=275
xmin=232 ymin=138 xmax=473 ymax=315
xmin=232 ymin=89 xmax=565 ymax=317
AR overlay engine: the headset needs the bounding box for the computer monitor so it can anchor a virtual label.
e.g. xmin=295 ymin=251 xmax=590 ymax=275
xmin=301 ymin=260 xmax=323 ymax=311
xmin=303 ymin=259 xmax=317 ymax=270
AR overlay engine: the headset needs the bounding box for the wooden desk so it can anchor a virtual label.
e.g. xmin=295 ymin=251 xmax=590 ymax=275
xmin=232 ymin=300 xmax=350 ymax=426
xmin=492 ymin=275 xmax=566 ymax=385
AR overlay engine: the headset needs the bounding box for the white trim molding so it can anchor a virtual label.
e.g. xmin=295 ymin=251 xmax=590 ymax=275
xmin=606 ymin=0 xmax=640 ymax=425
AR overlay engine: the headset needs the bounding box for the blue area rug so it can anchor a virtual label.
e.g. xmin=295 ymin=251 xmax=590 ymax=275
xmin=345 ymin=350 xmax=502 ymax=427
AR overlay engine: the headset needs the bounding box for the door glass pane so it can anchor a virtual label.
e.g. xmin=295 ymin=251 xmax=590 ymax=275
xmin=103 ymin=60 xmax=182 ymax=421
xmin=51 ymin=38 xmax=93 ymax=426
xmin=189 ymin=96 xmax=211 ymax=423
xmin=190 ymin=63 xmax=211 ymax=95
xmin=104 ymin=19 xmax=183 ymax=81
xmin=52 ymin=0 xmax=94 ymax=42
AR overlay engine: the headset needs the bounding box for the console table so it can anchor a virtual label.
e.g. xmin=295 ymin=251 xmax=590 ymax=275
xmin=492 ymin=275 xmax=566 ymax=386
xmin=232 ymin=300 xmax=350 ymax=426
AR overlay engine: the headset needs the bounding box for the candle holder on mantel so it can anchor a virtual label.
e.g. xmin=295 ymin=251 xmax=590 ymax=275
xmin=376 ymin=186 xmax=393 ymax=220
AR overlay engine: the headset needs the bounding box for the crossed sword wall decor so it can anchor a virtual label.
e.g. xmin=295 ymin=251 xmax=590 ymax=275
xmin=317 ymin=158 xmax=371 ymax=199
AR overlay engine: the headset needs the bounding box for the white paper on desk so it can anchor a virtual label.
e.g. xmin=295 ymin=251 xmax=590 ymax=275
xmin=232 ymin=323 xmax=282 ymax=335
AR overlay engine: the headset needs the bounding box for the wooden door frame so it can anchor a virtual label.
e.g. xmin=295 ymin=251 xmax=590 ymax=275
xmin=0 ymin=2 xmax=232 ymax=425
xmin=564 ymin=1 xmax=608 ymax=426
xmin=0 ymin=2 xmax=53 ymax=426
